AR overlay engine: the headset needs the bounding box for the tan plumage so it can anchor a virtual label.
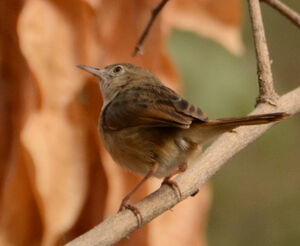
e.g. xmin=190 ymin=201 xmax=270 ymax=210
xmin=78 ymin=63 xmax=288 ymax=212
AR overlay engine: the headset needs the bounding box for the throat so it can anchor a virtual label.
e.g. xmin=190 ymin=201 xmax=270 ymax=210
xmin=100 ymin=84 xmax=120 ymax=108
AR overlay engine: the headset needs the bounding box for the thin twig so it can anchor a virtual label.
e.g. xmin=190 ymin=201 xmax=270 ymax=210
xmin=261 ymin=0 xmax=300 ymax=28
xmin=66 ymin=87 xmax=300 ymax=246
xmin=132 ymin=0 xmax=169 ymax=57
xmin=248 ymin=0 xmax=279 ymax=106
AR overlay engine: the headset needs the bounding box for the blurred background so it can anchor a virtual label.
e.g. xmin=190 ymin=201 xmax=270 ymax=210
xmin=168 ymin=1 xmax=300 ymax=245
xmin=0 ymin=0 xmax=299 ymax=245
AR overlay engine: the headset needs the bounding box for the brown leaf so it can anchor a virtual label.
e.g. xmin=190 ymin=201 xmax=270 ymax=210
xmin=17 ymin=0 xmax=96 ymax=244
xmin=0 ymin=150 xmax=43 ymax=246
xmin=0 ymin=0 xmax=42 ymax=245
xmin=166 ymin=0 xmax=244 ymax=55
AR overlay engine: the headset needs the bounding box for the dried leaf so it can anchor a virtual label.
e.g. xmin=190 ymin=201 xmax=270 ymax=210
xmin=0 ymin=0 xmax=42 ymax=245
xmin=166 ymin=0 xmax=244 ymax=55
xmin=17 ymin=0 xmax=93 ymax=244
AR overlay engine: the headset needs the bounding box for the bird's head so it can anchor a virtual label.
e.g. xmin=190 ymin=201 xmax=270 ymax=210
xmin=77 ymin=63 xmax=157 ymax=105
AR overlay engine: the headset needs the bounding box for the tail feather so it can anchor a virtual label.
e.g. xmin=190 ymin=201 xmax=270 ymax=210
xmin=188 ymin=112 xmax=289 ymax=143
xmin=203 ymin=112 xmax=289 ymax=128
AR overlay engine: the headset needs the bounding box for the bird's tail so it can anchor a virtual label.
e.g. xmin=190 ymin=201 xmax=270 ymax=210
xmin=202 ymin=112 xmax=288 ymax=128
xmin=187 ymin=112 xmax=289 ymax=143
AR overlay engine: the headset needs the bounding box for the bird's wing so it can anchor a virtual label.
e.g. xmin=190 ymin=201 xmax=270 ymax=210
xmin=101 ymin=84 xmax=208 ymax=130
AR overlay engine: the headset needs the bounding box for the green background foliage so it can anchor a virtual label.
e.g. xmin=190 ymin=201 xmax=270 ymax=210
xmin=168 ymin=1 xmax=300 ymax=245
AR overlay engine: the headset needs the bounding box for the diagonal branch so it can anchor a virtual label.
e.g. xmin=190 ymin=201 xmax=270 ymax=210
xmin=66 ymin=2 xmax=299 ymax=246
xmin=66 ymin=87 xmax=300 ymax=246
xmin=261 ymin=0 xmax=300 ymax=28
xmin=248 ymin=0 xmax=279 ymax=105
xmin=132 ymin=0 xmax=170 ymax=57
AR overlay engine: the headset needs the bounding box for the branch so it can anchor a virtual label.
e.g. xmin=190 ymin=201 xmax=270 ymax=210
xmin=261 ymin=0 xmax=300 ymax=28
xmin=132 ymin=0 xmax=169 ymax=57
xmin=65 ymin=87 xmax=300 ymax=246
xmin=247 ymin=0 xmax=279 ymax=105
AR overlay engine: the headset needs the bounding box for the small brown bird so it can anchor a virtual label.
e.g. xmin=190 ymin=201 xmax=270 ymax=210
xmin=78 ymin=63 xmax=287 ymax=221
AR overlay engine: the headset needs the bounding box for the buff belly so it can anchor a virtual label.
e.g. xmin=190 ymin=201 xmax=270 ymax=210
xmin=100 ymin=126 xmax=202 ymax=178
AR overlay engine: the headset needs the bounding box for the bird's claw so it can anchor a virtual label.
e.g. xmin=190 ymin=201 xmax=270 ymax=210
xmin=119 ymin=200 xmax=143 ymax=227
xmin=161 ymin=178 xmax=182 ymax=200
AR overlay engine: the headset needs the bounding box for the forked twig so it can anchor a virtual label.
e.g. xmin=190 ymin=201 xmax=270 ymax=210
xmin=247 ymin=0 xmax=279 ymax=105
xmin=132 ymin=0 xmax=169 ymax=57
xmin=261 ymin=0 xmax=300 ymax=28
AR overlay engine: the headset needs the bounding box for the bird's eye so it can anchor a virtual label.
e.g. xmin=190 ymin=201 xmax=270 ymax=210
xmin=112 ymin=65 xmax=123 ymax=74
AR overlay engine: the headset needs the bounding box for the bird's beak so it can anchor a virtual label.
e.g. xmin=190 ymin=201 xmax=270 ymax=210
xmin=77 ymin=64 xmax=103 ymax=77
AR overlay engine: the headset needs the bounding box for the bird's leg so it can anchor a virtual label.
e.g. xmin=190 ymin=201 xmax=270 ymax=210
xmin=119 ymin=163 xmax=158 ymax=226
xmin=161 ymin=163 xmax=187 ymax=199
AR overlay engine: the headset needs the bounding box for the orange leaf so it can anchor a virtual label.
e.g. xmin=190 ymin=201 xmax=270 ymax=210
xmin=166 ymin=0 xmax=244 ymax=55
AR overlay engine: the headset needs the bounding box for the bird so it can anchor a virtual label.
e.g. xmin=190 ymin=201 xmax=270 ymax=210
xmin=77 ymin=63 xmax=288 ymax=224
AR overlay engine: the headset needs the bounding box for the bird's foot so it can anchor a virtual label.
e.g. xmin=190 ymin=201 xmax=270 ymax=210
xmin=119 ymin=199 xmax=143 ymax=227
xmin=161 ymin=178 xmax=182 ymax=200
